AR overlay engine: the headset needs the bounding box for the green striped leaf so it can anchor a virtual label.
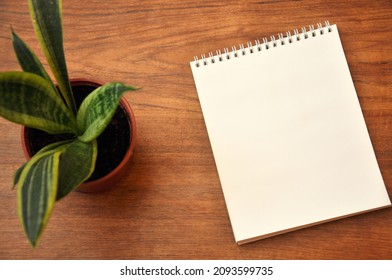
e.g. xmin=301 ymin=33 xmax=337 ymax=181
xmin=77 ymin=82 xmax=137 ymax=142
xmin=17 ymin=151 xmax=62 ymax=247
xmin=14 ymin=139 xmax=97 ymax=199
xmin=57 ymin=139 xmax=97 ymax=200
xmin=11 ymin=30 xmax=54 ymax=88
xmin=0 ymin=72 xmax=76 ymax=134
xmin=13 ymin=140 xmax=73 ymax=188
xmin=28 ymin=0 xmax=77 ymax=115
xmin=13 ymin=165 xmax=25 ymax=189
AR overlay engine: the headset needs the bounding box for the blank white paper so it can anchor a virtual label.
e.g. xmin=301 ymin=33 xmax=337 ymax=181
xmin=190 ymin=24 xmax=391 ymax=244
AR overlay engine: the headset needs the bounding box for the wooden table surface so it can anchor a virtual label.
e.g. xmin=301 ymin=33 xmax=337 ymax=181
xmin=1 ymin=0 xmax=391 ymax=259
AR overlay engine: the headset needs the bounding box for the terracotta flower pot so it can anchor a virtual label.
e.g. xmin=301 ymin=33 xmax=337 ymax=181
xmin=21 ymin=78 xmax=136 ymax=193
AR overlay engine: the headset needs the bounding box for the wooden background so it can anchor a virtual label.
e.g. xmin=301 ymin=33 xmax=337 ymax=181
xmin=0 ymin=0 xmax=391 ymax=259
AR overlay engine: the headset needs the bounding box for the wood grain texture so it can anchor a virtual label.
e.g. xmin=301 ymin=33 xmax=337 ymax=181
xmin=0 ymin=0 xmax=391 ymax=259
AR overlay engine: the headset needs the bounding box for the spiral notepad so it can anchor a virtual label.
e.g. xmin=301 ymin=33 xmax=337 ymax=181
xmin=190 ymin=22 xmax=391 ymax=244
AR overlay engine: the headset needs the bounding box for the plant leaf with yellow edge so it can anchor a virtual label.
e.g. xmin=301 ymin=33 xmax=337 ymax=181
xmin=57 ymin=139 xmax=98 ymax=200
xmin=17 ymin=151 xmax=62 ymax=247
xmin=13 ymin=139 xmax=72 ymax=188
xmin=28 ymin=0 xmax=76 ymax=115
xmin=0 ymin=72 xmax=76 ymax=134
xmin=77 ymin=82 xmax=137 ymax=142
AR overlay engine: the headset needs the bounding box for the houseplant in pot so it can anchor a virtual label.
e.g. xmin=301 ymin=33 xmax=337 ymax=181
xmin=0 ymin=0 xmax=137 ymax=247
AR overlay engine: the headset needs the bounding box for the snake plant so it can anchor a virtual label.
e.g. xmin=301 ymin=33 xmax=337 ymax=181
xmin=0 ymin=0 xmax=137 ymax=247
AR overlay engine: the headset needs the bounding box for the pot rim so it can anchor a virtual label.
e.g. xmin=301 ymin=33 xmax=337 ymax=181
xmin=21 ymin=77 xmax=137 ymax=191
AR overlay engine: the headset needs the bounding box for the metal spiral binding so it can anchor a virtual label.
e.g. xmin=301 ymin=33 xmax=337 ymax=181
xmin=194 ymin=20 xmax=332 ymax=67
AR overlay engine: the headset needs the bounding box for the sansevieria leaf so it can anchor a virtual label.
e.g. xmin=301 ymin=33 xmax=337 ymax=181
xmin=0 ymin=72 xmax=76 ymax=134
xmin=11 ymin=30 xmax=55 ymax=89
xmin=17 ymin=151 xmax=62 ymax=247
xmin=13 ymin=139 xmax=73 ymax=188
xmin=77 ymin=82 xmax=137 ymax=142
xmin=13 ymin=165 xmax=26 ymax=189
xmin=28 ymin=0 xmax=77 ymax=115
xmin=57 ymin=139 xmax=98 ymax=200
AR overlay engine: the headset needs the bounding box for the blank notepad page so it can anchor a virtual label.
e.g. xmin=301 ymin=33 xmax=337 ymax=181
xmin=190 ymin=23 xmax=391 ymax=244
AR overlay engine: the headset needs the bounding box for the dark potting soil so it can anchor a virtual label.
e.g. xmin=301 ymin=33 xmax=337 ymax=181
xmin=25 ymin=84 xmax=132 ymax=182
